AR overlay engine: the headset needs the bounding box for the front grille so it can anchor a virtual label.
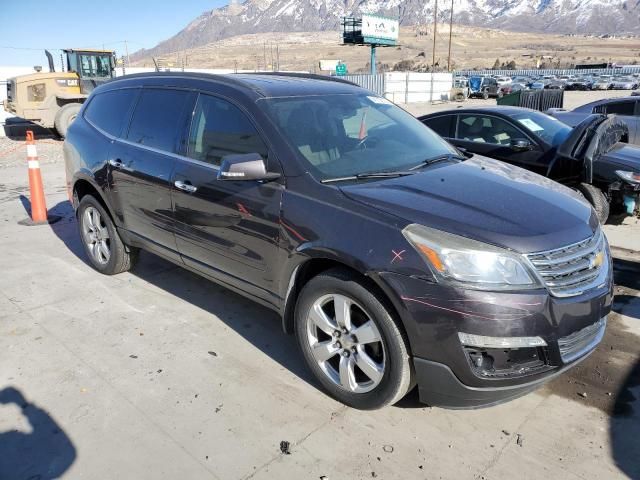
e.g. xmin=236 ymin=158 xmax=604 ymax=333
xmin=526 ymin=230 xmax=609 ymax=297
xmin=558 ymin=317 xmax=607 ymax=363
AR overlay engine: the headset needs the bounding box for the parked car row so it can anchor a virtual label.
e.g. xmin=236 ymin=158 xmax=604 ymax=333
xmin=64 ymin=73 xmax=622 ymax=411
xmin=456 ymin=73 xmax=640 ymax=94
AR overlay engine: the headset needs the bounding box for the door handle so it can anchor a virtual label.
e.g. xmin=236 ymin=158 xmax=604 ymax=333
xmin=174 ymin=180 xmax=197 ymax=193
xmin=108 ymin=158 xmax=124 ymax=169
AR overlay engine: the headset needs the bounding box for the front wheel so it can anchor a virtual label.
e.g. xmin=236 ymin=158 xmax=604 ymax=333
xmin=54 ymin=103 xmax=82 ymax=138
xmin=77 ymin=195 xmax=137 ymax=274
xmin=578 ymin=183 xmax=610 ymax=224
xmin=295 ymin=269 xmax=413 ymax=410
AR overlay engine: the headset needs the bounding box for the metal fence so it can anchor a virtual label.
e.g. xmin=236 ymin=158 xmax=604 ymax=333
xmin=455 ymin=67 xmax=640 ymax=77
xmin=497 ymin=90 xmax=564 ymax=111
xmin=342 ymin=74 xmax=386 ymax=95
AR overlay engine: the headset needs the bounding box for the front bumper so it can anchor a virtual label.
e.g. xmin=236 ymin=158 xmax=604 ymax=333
xmin=375 ymin=272 xmax=613 ymax=408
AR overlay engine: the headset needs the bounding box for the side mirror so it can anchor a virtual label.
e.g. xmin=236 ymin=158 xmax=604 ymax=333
xmin=511 ymin=139 xmax=532 ymax=151
xmin=218 ymin=153 xmax=280 ymax=182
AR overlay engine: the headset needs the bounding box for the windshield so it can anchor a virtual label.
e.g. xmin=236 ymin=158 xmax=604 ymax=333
xmin=511 ymin=111 xmax=572 ymax=146
xmin=259 ymin=94 xmax=457 ymax=181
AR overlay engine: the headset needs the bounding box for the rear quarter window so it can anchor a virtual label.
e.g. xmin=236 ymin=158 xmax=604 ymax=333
xmin=84 ymin=89 xmax=137 ymax=137
xmin=423 ymin=115 xmax=455 ymax=138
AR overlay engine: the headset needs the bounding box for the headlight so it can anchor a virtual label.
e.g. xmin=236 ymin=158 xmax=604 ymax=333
xmin=402 ymin=224 xmax=540 ymax=290
xmin=615 ymin=170 xmax=640 ymax=185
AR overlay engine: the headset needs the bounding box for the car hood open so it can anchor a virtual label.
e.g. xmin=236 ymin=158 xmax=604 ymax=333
xmin=557 ymin=114 xmax=629 ymax=182
xmin=340 ymin=156 xmax=598 ymax=254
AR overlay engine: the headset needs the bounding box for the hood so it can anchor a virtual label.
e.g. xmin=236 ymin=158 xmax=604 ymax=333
xmin=340 ymin=156 xmax=597 ymax=254
xmin=599 ymin=143 xmax=640 ymax=171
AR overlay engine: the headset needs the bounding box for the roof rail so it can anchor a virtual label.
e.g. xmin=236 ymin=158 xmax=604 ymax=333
xmin=238 ymin=71 xmax=359 ymax=87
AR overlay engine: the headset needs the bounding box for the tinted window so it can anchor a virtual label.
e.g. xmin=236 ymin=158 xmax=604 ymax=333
xmin=603 ymin=101 xmax=636 ymax=116
xmin=456 ymin=114 xmax=523 ymax=145
xmin=84 ymin=89 xmax=137 ymax=137
xmin=260 ymin=94 xmax=456 ymax=181
xmin=188 ymin=94 xmax=267 ymax=166
xmin=423 ymin=115 xmax=455 ymax=138
xmin=511 ymin=111 xmax=571 ymax=146
xmin=127 ymin=88 xmax=191 ymax=153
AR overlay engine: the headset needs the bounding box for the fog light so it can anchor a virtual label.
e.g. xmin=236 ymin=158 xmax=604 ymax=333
xmin=458 ymin=332 xmax=547 ymax=348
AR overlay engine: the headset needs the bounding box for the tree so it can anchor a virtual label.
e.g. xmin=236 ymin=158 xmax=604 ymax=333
xmin=492 ymin=58 xmax=501 ymax=69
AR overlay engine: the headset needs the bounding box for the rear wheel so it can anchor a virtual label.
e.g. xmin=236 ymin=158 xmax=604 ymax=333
xmin=77 ymin=195 xmax=137 ymax=274
xmin=54 ymin=103 xmax=82 ymax=138
xmin=295 ymin=268 xmax=413 ymax=410
xmin=482 ymin=90 xmax=489 ymax=100
xmin=578 ymin=183 xmax=610 ymax=224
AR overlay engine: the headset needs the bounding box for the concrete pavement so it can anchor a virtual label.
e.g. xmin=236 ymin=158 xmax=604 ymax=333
xmin=0 ymin=144 xmax=638 ymax=479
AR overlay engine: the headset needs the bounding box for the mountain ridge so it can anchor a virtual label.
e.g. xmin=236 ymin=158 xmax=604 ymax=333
xmin=131 ymin=0 xmax=639 ymax=61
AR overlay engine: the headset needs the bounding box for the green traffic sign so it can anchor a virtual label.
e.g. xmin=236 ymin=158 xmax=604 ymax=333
xmin=335 ymin=63 xmax=347 ymax=76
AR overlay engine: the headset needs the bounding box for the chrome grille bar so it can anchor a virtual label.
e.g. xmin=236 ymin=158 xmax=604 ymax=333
xmin=525 ymin=230 xmax=609 ymax=297
xmin=558 ymin=317 xmax=607 ymax=363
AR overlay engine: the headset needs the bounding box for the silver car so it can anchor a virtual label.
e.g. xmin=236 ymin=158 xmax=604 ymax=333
xmin=547 ymin=97 xmax=640 ymax=145
xmin=610 ymin=77 xmax=639 ymax=90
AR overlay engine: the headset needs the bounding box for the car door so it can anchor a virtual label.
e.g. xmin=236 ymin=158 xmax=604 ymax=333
xmin=171 ymin=92 xmax=283 ymax=305
xmin=594 ymin=100 xmax=640 ymax=144
xmin=108 ymin=87 xmax=196 ymax=260
xmin=452 ymin=113 xmax=547 ymax=175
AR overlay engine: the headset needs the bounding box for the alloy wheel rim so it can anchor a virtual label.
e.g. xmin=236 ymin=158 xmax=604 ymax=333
xmin=306 ymin=293 xmax=385 ymax=394
xmin=81 ymin=206 xmax=111 ymax=265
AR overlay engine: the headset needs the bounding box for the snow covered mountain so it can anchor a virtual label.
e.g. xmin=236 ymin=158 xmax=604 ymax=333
xmin=131 ymin=0 xmax=639 ymax=60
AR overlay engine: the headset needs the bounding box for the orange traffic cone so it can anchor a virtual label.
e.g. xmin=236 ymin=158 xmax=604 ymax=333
xmin=19 ymin=130 xmax=60 ymax=226
xmin=25 ymin=130 xmax=48 ymax=223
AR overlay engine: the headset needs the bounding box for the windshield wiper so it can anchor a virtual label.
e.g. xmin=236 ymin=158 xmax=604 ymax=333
xmin=321 ymin=171 xmax=415 ymax=184
xmin=410 ymin=153 xmax=467 ymax=171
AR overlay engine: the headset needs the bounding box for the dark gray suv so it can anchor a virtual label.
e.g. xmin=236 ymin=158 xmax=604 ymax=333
xmin=64 ymin=72 xmax=613 ymax=409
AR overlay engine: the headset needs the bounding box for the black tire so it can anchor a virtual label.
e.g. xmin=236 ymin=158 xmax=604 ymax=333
xmin=77 ymin=195 xmax=137 ymax=275
xmin=482 ymin=90 xmax=489 ymax=100
xmin=497 ymin=90 xmax=504 ymax=99
xmin=295 ymin=268 xmax=413 ymax=410
xmin=54 ymin=103 xmax=82 ymax=138
xmin=578 ymin=183 xmax=610 ymax=224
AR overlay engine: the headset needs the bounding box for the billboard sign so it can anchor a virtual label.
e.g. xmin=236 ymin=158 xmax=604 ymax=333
xmin=361 ymin=15 xmax=399 ymax=45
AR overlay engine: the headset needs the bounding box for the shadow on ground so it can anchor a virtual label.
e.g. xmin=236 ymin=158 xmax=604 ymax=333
xmin=47 ymin=200 xmax=323 ymax=395
xmin=0 ymin=387 xmax=76 ymax=479
xmin=610 ymin=359 xmax=640 ymax=479
xmin=2 ymin=117 xmax=55 ymax=140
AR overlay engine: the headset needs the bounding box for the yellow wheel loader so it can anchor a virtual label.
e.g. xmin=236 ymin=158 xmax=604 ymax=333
xmin=3 ymin=49 xmax=116 ymax=138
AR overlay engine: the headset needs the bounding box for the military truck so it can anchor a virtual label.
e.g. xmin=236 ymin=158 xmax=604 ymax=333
xmin=4 ymin=49 xmax=116 ymax=137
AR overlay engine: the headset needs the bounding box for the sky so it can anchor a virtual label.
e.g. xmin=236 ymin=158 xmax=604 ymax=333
xmin=0 ymin=0 xmax=229 ymax=66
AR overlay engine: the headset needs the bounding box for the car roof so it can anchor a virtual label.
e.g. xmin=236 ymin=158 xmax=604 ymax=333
xmin=102 ymin=71 xmax=363 ymax=98
xmin=575 ymin=96 xmax=639 ymax=111
xmin=420 ymin=106 xmax=540 ymax=118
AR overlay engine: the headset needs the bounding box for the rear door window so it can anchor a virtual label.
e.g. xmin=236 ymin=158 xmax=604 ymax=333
xmin=187 ymin=94 xmax=267 ymax=167
xmin=84 ymin=88 xmax=137 ymax=137
xmin=456 ymin=114 xmax=523 ymax=145
xmin=423 ymin=115 xmax=455 ymax=138
xmin=127 ymin=88 xmax=192 ymax=153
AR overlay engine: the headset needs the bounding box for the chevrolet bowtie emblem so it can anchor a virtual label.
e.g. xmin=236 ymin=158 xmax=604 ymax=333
xmin=590 ymin=251 xmax=604 ymax=269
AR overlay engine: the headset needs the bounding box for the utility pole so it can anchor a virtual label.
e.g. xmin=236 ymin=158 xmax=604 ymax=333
xmin=263 ymin=42 xmax=267 ymax=71
xmin=124 ymin=40 xmax=130 ymax=68
xmin=447 ymin=0 xmax=453 ymax=71
xmin=432 ymin=0 xmax=438 ymax=70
